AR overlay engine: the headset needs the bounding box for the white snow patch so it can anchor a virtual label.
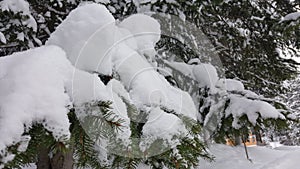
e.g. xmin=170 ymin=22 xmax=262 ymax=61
xmin=282 ymin=12 xmax=300 ymax=21
xmin=198 ymin=144 xmax=300 ymax=169
xmin=223 ymin=79 xmax=245 ymax=92
xmin=17 ymin=32 xmax=25 ymax=41
xmin=0 ymin=32 xmax=6 ymax=44
xmin=166 ymin=61 xmax=219 ymax=88
xmin=193 ymin=64 xmax=219 ymax=88
xmin=0 ymin=46 xmax=72 ymax=155
xmin=67 ymin=69 xmax=110 ymax=106
xmin=46 ymin=3 xmax=115 ymax=75
xmin=118 ymin=14 xmax=161 ymax=60
xmin=140 ymin=107 xmax=188 ymax=151
xmin=225 ymin=95 xmax=285 ymax=129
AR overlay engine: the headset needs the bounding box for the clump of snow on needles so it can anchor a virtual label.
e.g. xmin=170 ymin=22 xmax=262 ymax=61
xmin=223 ymin=79 xmax=244 ymax=92
xmin=0 ymin=46 xmax=72 ymax=156
xmin=118 ymin=14 xmax=161 ymax=60
xmin=140 ymin=107 xmax=188 ymax=152
xmin=282 ymin=12 xmax=300 ymax=21
xmin=165 ymin=61 xmax=219 ymax=88
xmin=46 ymin=4 xmax=115 ymax=75
xmin=225 ymin=95 xmax=285 ymax=129
xmin=0 ymin=32 xmax=6 ymax=44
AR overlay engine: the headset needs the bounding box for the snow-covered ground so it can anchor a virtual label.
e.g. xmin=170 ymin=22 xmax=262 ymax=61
xmin=199 ymin=144 xmax=300 ymax=169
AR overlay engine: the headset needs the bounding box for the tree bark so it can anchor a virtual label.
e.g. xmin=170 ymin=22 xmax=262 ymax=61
xmin=254 ymin=129 xmax=262 ymax=144
xmin=36 ymin=147 xmax=51 ymax=169
xmin=234 ymin=135 xmax=241 ymax=145
xmin=50 ymin=146 xmax=74 ymax=169
xmin=37 ymin=145 xmax=74 ymax=169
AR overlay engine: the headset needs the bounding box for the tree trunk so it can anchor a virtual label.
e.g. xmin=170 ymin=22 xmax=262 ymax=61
xmin=36 ymin=147 xmax=51 ymax=169
xmin=50 ymin=148 xmax=74 ymax=169
xmin=254 ymin=129 xmax=262 ymax=144
xmin=234 ymin=135 xmax=241 ymax=145
xmin=37 ymin=145 xmax=74 ymax=169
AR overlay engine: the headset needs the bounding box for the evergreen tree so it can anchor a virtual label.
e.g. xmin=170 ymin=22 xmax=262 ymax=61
xmin=278 ymin=75 xmax=300 ymax=146
xmin=0 ymin=0 xmax=299 ymax=169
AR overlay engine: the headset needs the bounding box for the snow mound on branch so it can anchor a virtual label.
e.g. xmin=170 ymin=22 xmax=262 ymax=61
xmin=46 ymin=3 xmax=115 ymax=75
xmin=193 ymin=64 xmax=219 ymax=88
xmin=225 ymin=95 xmax=285 ymax=129
xmin=282 ymin=12 xmax=300 ymax=21
xmin=0 ymin=32 xmax=6 ymax=44
xmin=140 ymin=107 xmax=187 ymax=151
xmin=143 ymin=107 xmax=186 ymax=137
xmin=223 ymin=79 xmax=244 ymax=92
xmin=106 ymin=79 xmax=131 ymax=102
xmin=166 ymin=61 xmax=219 ymax=88
xmin=118 ymin=14 xmax=161 ymax=59
xmin=166 ymin=61 xmax=194 ymax=78
xmin=68 ymin=69 xmax=110 ymax=105
xmin=0 ymin=46 xmax=72 ymax=154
